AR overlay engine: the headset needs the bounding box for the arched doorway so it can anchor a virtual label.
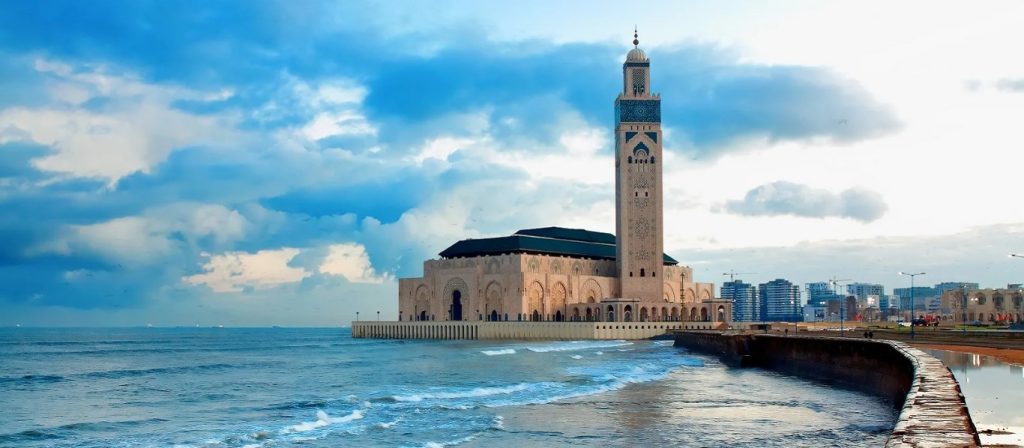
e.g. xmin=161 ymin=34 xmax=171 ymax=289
xmin=640 ymin=307 xmax=649 ymax=322
xmin=586 ymin=307 xmax=593 ymax=321
xmin=699 ymin=307 xmax=707 ymax=321
xmin=451 ymin=290 xmax=463 ymax=321
xmin=555 ymin=310 xmax=563 ymax=322
xmin=717 ymin=306 xmax=726 ymax=322
xmin=607 ymin=305 xmax=615 ymax=322
xmin=624 ymin=305 xmax=633 ymax=322
xmin=490 ymin=310 xmax=498 ymax=322
xmin=419 ymin=310 xmax=427 ymax=321
xmin=572 ymin=308 xmax=580 ymax=321
xmin=532 ymin=310 xmax=541 ymax=321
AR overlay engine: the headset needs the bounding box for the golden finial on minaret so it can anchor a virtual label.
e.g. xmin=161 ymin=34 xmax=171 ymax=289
xmin=633 ymin=25 xmax=639 ymax=47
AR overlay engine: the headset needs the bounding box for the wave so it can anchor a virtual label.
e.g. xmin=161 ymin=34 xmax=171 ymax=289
xmin=0 ymin=374 xmax=65 ymax=386
xmin=287 ymin=409 xmax=364 ymax=433
xmin=480 ymin=348 xmax=516 ymax=356
xmin=523 ymin=340 xmax=633 ymax=353
xmin=0 ymin=418 xmax=170 ymax=443
xmin=392 ymin=383 xmax=534 ymax=402
xmin=79 ymin=362 xmax=244 ymax=380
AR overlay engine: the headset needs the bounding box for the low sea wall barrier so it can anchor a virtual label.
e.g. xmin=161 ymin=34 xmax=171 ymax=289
xmin=673 ymin=332 xmax=980 ymax=447
xmin=351 ymin=321 xmax=683 ymax=340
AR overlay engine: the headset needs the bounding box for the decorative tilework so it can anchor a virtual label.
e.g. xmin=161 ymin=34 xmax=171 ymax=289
xmin=623 ymin=62 xmax=650 ymax=68
xmin=644 ymin=132 xmax=657 ymax=143
xmin=616 ymin=99 xmax=661 ymax=123
xmin=625 ymin=131 xmax=638 ymax=142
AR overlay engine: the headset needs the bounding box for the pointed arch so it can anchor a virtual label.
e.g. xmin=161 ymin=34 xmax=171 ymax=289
xmin=550 ymin=282 xmax=567 ymax=317
xmin=527 ymin=281 xmax=545 ymax=321
xmin=581 ymin=279 xmax=602 ymax=303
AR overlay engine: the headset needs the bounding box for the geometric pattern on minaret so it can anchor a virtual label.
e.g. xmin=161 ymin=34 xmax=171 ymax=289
xmin=615 ymin=28 xmax=665 ymax=301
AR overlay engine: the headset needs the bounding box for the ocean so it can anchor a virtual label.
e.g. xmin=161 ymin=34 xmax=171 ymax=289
xmin=0 ymin=328 xmax=896 ymax=447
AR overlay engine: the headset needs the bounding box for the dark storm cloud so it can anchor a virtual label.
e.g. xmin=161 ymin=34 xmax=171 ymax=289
xmin=723 ymin=181 xmax=888 ymax=222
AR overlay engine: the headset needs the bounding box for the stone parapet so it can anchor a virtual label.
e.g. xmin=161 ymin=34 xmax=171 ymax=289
xmin=672 ymin=332 xmax=979 ymax=447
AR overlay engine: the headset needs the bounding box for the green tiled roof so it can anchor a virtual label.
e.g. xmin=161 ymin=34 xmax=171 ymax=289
xmin=438 ymin=227 xmax=678 ymax=265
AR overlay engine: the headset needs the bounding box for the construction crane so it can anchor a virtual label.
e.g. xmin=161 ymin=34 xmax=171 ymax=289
xmin=722 ymin=270 xmax=756 ymax=282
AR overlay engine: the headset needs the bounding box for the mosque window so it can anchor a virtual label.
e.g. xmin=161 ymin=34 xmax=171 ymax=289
xmin=628 ymin=156 xmax=632 ymax=164
xmin=640 ymin=268 xmax=645 ymax=277
xmin=651 ymin=156 xmax=655 ymax=164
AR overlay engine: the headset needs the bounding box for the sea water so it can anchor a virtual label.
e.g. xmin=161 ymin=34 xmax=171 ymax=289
xmin=0 ymin=328 xmax=895 ymax=447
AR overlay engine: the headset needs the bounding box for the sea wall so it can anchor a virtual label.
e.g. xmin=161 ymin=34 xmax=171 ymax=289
xmin=352 ymin=321 xmax=683 ymax=340
xmin=673 ymin=332 xmax=980 ymax=447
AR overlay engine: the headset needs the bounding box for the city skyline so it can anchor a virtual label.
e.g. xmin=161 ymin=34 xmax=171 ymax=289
xmin=1 ymin=1 xmax=1023 ymax=326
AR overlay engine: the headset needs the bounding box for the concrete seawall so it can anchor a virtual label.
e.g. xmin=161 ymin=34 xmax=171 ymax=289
xmin=674 ymin=332 xmax=979 ymax=447
xmin=352 ymin=321 xmax=683 ymax=340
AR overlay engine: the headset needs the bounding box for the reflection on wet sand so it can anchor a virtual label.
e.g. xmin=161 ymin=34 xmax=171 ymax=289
xmin=927 ymin=349 xmax=1024 ymax=447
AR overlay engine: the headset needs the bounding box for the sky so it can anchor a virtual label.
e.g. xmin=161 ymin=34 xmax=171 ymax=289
xmin=1 ymin=0 xmax=1022 ymax=326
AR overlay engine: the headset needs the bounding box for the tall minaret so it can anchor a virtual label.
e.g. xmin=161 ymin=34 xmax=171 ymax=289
xmin=615 ymin=28 xmax=664 ymax=302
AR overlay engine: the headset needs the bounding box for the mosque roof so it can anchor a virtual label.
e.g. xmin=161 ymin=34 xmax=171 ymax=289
xmin=438 ymin=227 xmax=678 ymax=265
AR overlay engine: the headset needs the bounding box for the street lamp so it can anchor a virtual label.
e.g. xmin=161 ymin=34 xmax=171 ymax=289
xmin=376 ymin=310 xmax=380 ymax=322
xmin=356 ymin=311 xmax=360 ymax=322
xmin=830 ymin=277 xmax=851 ymax=336
xmin=899 ymin=271 xmax=926 ymax=339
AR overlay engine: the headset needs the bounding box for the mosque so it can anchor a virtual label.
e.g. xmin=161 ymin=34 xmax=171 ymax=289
xmin=358 ymin=32 xmax=732 ymax=339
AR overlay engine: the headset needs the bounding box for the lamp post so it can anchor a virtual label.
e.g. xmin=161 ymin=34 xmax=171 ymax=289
xmin=356 ymin=311 xmax=360 ymax=322
xmin=899 ymin=272 xmax=926 ymax=339
xmin=376 ymin=310 xmax=380 ymax=322
xmin=830 ymin=277 xmax=851 ymax=336
xmin=960 ymin=283 xmax=968 ymax=334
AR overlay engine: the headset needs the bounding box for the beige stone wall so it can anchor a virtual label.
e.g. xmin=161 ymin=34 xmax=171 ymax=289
xmin=939 ymin=288 xmax=1023 ymax=323
xmin=352 ymin=321 xmax=685 ymax=340
xmin=397 ymin=252 xmax=719 ymax=324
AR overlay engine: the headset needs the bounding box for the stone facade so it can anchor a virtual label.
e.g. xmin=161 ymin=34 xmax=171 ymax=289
xmin=398 ymin=253 xmax=714 ymax=323
xmin=938 ymin=288 xmax=1024 ymax=324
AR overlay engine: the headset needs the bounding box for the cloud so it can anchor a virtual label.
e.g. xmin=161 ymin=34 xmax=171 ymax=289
xmin=723 ymin=181 xmax=887 ymax=222
xmin=995 ymin=78 xmax=1024 ymax=92
xmin=0 ymin=1 xmax=906 ymax=322
xmin=0 ymin=59 xmax=241 ymax=184
xmin=36 ymin=203 xmax=248 ymax=266
xmin=680 ymin=223 xmax=1024 ymax=291
xmin=184 ymin=248 xmax=311 ymax=293
xmin=318 ymin=243 xmax=388 ymax=284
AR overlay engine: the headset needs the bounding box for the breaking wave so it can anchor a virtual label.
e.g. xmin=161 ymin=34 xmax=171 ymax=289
xmin=480 ymin=348 xmax=516 ymax=356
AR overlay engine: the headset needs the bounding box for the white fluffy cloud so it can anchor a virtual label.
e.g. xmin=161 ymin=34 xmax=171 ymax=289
xmin=35 ymin=203 xmax=248 ymax=265
xmin=184 ymin=248 xmax=311 ymax=293
xmin=0 ymin=59 xmax=240 ymax=184
xmin=318 ymin=243 xmax=388 ymax=284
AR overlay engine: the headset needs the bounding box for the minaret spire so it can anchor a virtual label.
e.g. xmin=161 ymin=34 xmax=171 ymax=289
xmin=633 ymin=26 xmax=639 ymax=47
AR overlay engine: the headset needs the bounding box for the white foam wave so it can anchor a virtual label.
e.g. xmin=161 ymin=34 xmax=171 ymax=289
xmin=524 ymin=340 xmax=633 ymax=353
xmin=424 ymin=433 xmax=478 ymax=447
xmin=595 ymin=351 xmax=603 ymax=355
xmin=393 ymin=383 xmax=532 ymax=402
xmin=376 ymin=418 xmax=401 ymax=429
xmin=570 ymin=355 xmax=583 ymax=360
xmin=480 ymin=348 xmax=516 ymax=356
xmin=287 ymin=409 xmax=364 ymax=433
